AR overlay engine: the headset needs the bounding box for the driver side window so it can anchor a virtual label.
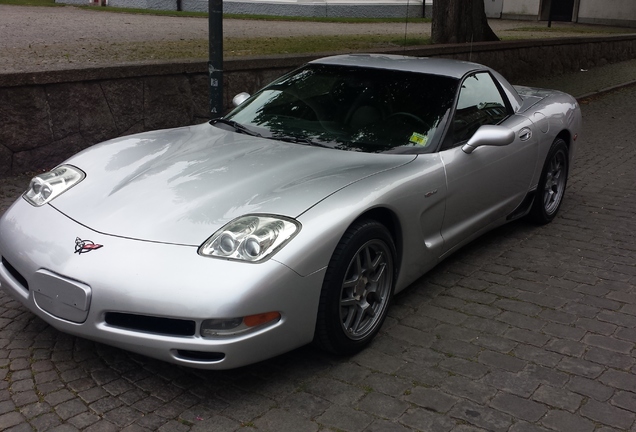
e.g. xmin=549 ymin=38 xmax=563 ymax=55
xmin=442 ymin=72 xmax=510 ymax=149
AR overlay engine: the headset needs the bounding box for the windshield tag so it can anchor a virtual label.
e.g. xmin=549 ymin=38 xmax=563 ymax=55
xmin=409 ymin=132 xmax=428 ymax=147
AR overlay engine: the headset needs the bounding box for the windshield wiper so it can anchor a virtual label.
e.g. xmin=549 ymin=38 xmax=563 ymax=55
xmin=271 ymin=135 xmax=331 ymax=149
xmin=211 ymin=118 xmax=262 ymax=137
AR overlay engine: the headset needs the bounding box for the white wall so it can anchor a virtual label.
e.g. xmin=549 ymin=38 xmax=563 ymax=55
xmin=484 ymin=0 xmax=503 ymax=18
xmin=578 ymin=0 xmax=636 ymax=22
xmin=501 ymin=0 xmax=540 ymax=16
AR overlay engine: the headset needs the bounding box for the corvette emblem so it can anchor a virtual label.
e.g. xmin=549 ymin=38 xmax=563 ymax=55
xmin=74 ymin=237 xmax=103 ymax=255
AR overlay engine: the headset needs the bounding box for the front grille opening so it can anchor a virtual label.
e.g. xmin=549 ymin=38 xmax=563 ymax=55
xmin=105 ymin=312 xmax=195 ymax=336
xmin=175 ymin=350 xmax=225 ymax=362
xmin=1 ymin=257 xmax=29 ymax=291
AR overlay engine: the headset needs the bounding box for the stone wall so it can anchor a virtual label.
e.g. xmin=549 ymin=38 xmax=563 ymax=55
xmin=1 ymin=34 xmax=635 ymax=177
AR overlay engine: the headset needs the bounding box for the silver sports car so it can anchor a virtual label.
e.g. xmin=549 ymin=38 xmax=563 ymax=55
xmin=0 ymin=54 xmax=581 ymax=369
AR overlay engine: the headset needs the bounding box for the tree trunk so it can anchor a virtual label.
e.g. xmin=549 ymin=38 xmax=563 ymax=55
xmin=432 ymin=0 xmax=499 ymax=44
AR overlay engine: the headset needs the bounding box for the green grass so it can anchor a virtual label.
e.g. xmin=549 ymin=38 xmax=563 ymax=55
xmin=99 ymin=34 xmax=431 ymax=61
xmin=226 ymin=34 xmax=431 ymax=56
xmin=509 ymin=25 xmax=633 ymax=34
xmin=76 ymin=5 xmax=430 ymax=23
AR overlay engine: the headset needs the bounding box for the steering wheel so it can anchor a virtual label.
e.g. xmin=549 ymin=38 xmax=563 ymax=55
xmin=285 ymin=99 xmax=318 ymax=121
xmin=386 ymin=112 xmax=430 ymax=130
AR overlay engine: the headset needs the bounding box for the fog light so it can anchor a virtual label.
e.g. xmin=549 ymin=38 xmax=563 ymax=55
xmin=201 ymin=318 xmax=242 ymax=337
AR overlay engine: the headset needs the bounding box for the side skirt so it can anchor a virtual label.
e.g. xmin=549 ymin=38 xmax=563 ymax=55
xmin=507 ymin=190 xmax=536 ymax=221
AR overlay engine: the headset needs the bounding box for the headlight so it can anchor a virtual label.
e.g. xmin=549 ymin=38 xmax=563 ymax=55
xmin=23 ymin=165 xmax=85 ymax=207
xmin=199 ymin=215 xmax=300 ymax=262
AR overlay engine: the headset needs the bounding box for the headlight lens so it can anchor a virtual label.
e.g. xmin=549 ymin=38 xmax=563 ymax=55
xmin=23 ymin=165 xmax=85 ymax=207
xmin=199 ymin=215 xmax=300 ymax=262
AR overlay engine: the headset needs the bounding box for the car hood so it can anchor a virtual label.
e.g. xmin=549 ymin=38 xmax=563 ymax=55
xmin=53 ymin=123 xmax=415 ymax=245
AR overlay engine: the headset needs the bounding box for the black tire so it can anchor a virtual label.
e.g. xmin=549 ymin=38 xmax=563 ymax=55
xmin=314 ymin=220 xmax=397 ymax=355
xmin=530 ymin=138 xmax=569 ymax=225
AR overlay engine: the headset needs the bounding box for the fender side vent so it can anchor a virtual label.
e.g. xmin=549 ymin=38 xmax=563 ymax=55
xmin=1 ymin=257 xmax=29 ymax=291
xmin=105 ymin=312 xmax=195 ymax=336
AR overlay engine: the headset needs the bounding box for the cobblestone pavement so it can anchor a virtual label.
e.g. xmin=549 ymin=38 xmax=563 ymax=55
xmin=1 ymin=81 xmax=636 ymax=431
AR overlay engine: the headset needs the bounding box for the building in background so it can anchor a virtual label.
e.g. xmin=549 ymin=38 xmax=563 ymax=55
xmin=56 ymin=0 xmax=635 ymax=26
xmin=486 ymin=0 xmax=635 ymax=28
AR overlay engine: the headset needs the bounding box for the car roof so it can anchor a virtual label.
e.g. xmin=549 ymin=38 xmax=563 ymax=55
xmin=310 ymin=54 xmax=487 ymax=79
xmin=310 ymin=54 xmax=523 ymax=111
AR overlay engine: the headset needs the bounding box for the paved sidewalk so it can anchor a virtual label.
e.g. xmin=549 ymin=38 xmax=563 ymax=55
xmin=520 ymin=59 xmax=636 ymax=98
xmin=1 ymin=5 xmax=634 ymax=73
xmin=0 ymin=62 xmax=635 ymax=431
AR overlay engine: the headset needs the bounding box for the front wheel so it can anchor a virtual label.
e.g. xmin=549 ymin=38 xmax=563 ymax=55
xmin=314 ymin=220 xmax=396 ymax=355
xmin=530 ymin=138 xmax=569 ymax=224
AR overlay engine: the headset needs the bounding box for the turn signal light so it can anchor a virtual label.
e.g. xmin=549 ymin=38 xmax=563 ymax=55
xmin=244 ymin=312 xmax=281 ymax=327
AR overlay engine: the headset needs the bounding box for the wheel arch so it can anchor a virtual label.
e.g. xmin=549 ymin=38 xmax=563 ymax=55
xmin=554 ymin=129 xmax=575 ymax=167
xmin=313 ymin=206 xmax=402 ymax=354
xmin=349 ymin=207 xmax=404 ymax=275
xmin=555 ymin=129 xmax=572 ymax=149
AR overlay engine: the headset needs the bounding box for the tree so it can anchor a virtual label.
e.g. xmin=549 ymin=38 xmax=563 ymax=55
xmin=431 ymin=0 xmax=499 ymax=44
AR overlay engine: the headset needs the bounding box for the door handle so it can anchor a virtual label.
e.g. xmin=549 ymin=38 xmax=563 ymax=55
xmin=519 ymin=128 xmax=532 ymax=141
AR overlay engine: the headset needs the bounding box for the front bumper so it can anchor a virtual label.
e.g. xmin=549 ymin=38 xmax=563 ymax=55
xmin=0 ymin=199 xmax=324 ymax=369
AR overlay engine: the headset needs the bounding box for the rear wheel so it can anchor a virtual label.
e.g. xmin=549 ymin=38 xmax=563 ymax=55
xmin=314 ymin=220 xmax=396 ymax=355
xmin=530 ymin=138 xmax=569 ymax=224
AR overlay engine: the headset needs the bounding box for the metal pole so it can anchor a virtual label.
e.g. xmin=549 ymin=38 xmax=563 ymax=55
xmin=548 ymin=0 xmax=554 ymax=27
xmin=209 ymin=0 xmax=223 ymax=118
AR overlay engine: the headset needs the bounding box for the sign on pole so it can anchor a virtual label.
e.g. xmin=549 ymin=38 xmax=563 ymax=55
xmin=209 ymin=0 xmax=223 ymax=118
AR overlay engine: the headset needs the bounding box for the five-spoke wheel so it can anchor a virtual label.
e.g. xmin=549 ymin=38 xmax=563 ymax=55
xmin=315 ymin=220 xmax=396 ymax=355
xmin=339 ymin=238 xmax=393 ymax=341
xmin=530 ymin=138 xmax=569 ymax=224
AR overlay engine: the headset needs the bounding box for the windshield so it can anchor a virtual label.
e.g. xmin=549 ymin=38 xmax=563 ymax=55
xmin=224 ymin=64 xmax=459 ymax=153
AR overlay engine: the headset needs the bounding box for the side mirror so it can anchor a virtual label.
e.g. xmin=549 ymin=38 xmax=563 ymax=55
xmin=462 ymin=125 xmax=515 ymax=154
xmin=232 ymin=92 xmax=250 ymax=108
